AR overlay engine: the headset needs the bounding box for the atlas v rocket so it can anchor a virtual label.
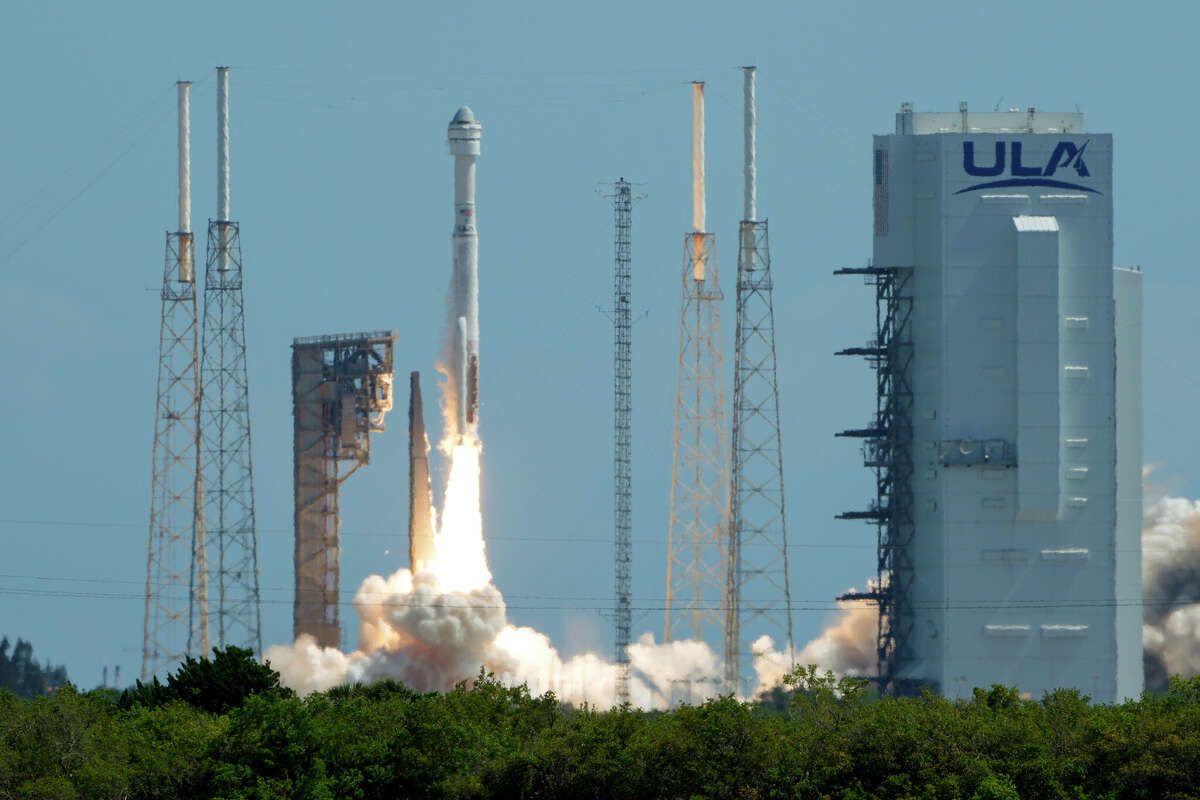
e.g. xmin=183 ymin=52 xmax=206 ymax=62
xmin=448 ymin=106 xmax=482 ymax=439
xmin=408 ymin=107 xmax=483 ymax=571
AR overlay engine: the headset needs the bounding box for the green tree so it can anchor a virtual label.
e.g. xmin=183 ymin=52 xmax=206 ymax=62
xmin=120 ymin=646 xmax=293 ymax=715
xmin=0 ymin=637 xmax=69 ymax=699
xmin=209 ymin=692 xmax=332 ymax=800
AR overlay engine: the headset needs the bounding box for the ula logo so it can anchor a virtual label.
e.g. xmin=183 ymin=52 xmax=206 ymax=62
xmin=956 ymin=140 xmax=1097 ymax=194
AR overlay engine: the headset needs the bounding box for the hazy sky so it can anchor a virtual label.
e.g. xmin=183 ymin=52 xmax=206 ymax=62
xmin=2 ymin=0 xmax=1196 ymax=688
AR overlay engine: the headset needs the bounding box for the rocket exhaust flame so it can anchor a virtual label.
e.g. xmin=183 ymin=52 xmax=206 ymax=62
xmin=430 ymin=442 xmax=490 ymax=594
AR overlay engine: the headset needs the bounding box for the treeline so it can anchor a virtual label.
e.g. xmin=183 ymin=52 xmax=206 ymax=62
xmin=0 ymin=637 xmax=68 ymax=699
xmin=1 ymin=649 xmax=1199 ymax=799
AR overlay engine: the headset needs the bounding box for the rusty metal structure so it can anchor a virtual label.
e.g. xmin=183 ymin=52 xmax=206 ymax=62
xmin=666 ymin=83 xmax=729 ymax=646
xmin=291 ymin=331 xmax=396 ymax=648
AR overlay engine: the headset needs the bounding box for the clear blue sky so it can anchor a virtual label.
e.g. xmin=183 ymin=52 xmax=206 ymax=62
xmin=2 ymin=0 xmax=1196 ymax=688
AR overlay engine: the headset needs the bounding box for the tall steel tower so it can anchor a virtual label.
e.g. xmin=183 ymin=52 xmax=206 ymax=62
xmin=143 ymin=81 xmax=208 ymax=679
xmin=666 ymin=82 xmax=729 ymax=645
xmin=200 ymin=67 xmax=263 ymax=655
xmin=605 ymin=178 xmax=634 ymax=704
xmin=724 ymin=67 xmax=793 ymax=693
xmin=292 ymin=331 xmax=396 ymax=649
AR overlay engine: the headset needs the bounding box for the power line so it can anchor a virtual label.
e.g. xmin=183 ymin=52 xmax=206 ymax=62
xmin=0 ymin=518 xmax=885 ymax=548
xmin=0 ymin=576 xmax=1183 ymax=612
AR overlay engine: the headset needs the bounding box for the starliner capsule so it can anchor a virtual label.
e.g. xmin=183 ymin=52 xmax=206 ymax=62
xmin=448 ymin=106 xmax=481 ymax=439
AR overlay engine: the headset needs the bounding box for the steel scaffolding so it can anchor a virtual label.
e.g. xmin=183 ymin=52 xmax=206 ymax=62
xmin=291 ymin=331 xmax=396 ymax=649
xmin=725 ymin=219 xmax=793 ymax=693
xmin=834 ymin=265 xmax=915 ymax=695
xmin=666 ymin=231 xmax=728 ymax=644
xmin=605 ymin=179 xmax=634 ymax=704
xmin=144 ymin=229 xmax=208 ymax=679
xmin=200 ymin=218 xmax=262 ymax=655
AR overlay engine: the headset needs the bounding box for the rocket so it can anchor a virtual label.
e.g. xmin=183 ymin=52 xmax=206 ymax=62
xmin=448 ymin=106 xmax=481 ymax=439
xmin=408 ymin=371 xmax=436 ymax=571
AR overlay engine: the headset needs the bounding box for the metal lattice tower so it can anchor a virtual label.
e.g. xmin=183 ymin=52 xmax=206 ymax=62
xmin=666 ymin=230 xmax=727 ymax=644
xmin=724 ymin=67 xmax=794 ymax=693
xmin=666 ymin=82 xmax=728 ymax=646
xmin=200 ymin=67 xmax=263 ymax=655
xmin=605 ymin=178 xmax=634 ymax=704
xmin=291 ymin=331 xmax=396 ymax=649
xmin=143 ymin=82 xmax=208 ymax=679
xmin=834 ymin=265 xmax=915 ymax=695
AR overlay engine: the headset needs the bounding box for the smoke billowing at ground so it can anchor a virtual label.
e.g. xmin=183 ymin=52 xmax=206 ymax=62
xmin=268 ymin=456 xmax=1200 ymax=703
xmin=266 ymin=427 xmax=803 ymax=706
xmin=1142 ymin=468 xmax=1200 ymax=691
xmin=267 ymin=277 xmax=805 ymax=706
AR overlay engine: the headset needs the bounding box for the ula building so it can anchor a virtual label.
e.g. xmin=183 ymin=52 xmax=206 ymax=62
xmin=838 ymin=105 xmax=1141 ymax=702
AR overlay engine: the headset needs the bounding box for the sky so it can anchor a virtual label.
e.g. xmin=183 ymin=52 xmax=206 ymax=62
xmin=1 ymin=0 xmax=1198 ymax=689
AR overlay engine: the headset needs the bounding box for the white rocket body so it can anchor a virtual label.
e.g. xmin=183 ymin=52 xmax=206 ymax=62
xmin=448 ymin=106 xmax=481 ymax=438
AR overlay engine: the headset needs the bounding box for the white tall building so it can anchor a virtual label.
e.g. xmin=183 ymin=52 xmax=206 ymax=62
xmin=853 ymin=106 xmax=1141 ymax=702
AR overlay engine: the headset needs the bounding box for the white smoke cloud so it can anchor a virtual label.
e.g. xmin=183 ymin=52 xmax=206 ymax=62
xmin=1141 ymin=468 xmax=1200 ymax=690
xmin=265 ymin=635 xmax=352 ymax=698
xmin=796 ymin=599 xmax=878 ymax=676
xmin=267 ymin=567 xmax=745 ymax=708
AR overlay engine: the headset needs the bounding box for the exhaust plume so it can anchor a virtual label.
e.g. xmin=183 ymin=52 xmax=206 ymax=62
xmin=1142 ymin=468 xmax=1200 ymax=691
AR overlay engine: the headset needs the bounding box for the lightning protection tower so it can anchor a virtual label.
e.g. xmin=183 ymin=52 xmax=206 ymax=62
xmin=724 ymin=67 xmax=794 ymax=694
xmin=604 ymin=178 xmax=634 ymax=705
xmin=143 ymin=81 xmax=208 ymax=679
xmin=200 ymin=67 xmax=263 ymax=655
xmin=666 ymin=82 xmax=729 ymax=646
xmin=292 ymin=331 xmax=396 ymax=649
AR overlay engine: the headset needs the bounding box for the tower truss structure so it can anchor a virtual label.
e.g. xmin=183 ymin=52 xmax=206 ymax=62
xmin=665 ymin=231 xmax=728 ymax=643
xmin=724 ymin=65 xmax=794 ymax=693
xmin=200 ymin=220 xmax=262 ymax=654
xmin=605 ymin=178 xmax=634 ymax=704
xmin=725 ymin=220 xmax=793 ymax=691
xmin=834 ymin=265 xmax=915 ymax=694
xmin=291 ymin=331 xmax=396 ymax=649
xmin=143 ymin=81 xmax=207 ymax=679
xmin=200 ymin=67 xmax=262 ymax=655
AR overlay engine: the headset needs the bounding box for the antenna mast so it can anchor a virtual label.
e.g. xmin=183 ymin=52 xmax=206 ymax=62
xmin=605 ymin=178 xmax=635 ymax=705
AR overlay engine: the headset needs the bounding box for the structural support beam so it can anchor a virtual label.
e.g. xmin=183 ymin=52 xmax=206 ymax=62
xmin=291 ymin=331 xmax=396 ymax=648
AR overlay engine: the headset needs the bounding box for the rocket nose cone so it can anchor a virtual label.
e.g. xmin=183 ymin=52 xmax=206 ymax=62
xmin=451 ymin=106 xmax=476 ymax=125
